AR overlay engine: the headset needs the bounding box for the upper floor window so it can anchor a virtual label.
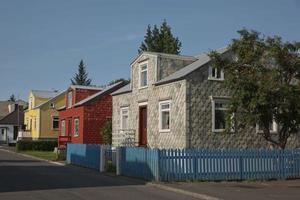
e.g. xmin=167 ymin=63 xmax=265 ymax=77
xmin=120 ymin=107 xmax=129 ymax=130
xmin=208 ymin=66 xmax=224 ymax=80
xmin=67 ymin=91 xmax=72 ymax=108
xmin=212 ymin=98 xmax=233 ymax=132
xmin=61 ymin=120 xmax=65 ymax=136
xmin=29 ymin=97 xmax=33 ymax=109
xmin=50 ymin=102 xmax=55 ymax=109
xmin=139 ymin=62 xmax=148 ymax=88
xmin=52 ymin=116 xmax=59 ymax=130
xmin=159 ymin=100 xmax=171 ymax=132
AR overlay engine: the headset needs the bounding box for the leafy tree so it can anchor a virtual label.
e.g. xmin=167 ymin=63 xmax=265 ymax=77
xmin=102 ymin=119 xmax=112 ymax=145
xmin=71 ymin=59 xmax=92 ymax=86
xmin=139 ymin=20 xmax=182 ymax=54
xmin=209 ymin=29 xmax=300 ymax=149
xmin=9 ymin=94 xmax=16 ymax=102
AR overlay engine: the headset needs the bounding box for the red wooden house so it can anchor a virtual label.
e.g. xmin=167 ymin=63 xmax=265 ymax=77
xmin=58 ymin=82 xmax=125 ymax=147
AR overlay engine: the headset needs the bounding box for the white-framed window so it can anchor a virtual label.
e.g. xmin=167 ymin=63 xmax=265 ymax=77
xmin=212 ymin=98 xmax=232 ymax=132
xmin=29 ymin=97 xmax=33 ymax=109
xmin=208 ymin=66 xmax=224 ymax=80
xmin=139 ymin=62 xmax=148 ymax=88
xmin=52 ymin=116 xmax=59 ymax=130
xmin=256 ymin=120 xmax=278 ymax=133
xmin=74 ymin=118 xmax=79 ymax=137
xmin=68 ymin=91 xmax=72 ymax=108
xmin=61 ymin=120 xmax=65 ymax=136
xmin=159 ymin=100 xmax=171 ymax=132
xmin=120 ymin=107 xmax=129 ymax=130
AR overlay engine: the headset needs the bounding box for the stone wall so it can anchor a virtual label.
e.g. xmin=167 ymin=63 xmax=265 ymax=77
xmin=157 ymin=56 xmax=195 ymax=81
xmin=186 ymin=62 xmax=300 ymax=149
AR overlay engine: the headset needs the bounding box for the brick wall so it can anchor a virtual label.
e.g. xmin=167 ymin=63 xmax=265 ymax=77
xmin=83 ymin=95 xmax=112 ymax=144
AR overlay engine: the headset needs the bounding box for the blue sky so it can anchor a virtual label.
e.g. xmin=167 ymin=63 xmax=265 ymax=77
xmin=0 ymin=0 xmax=299 ymax=101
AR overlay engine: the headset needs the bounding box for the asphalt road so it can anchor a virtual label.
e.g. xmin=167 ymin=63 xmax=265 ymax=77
xmin=0 ymin=148 xmax=196 ymax=200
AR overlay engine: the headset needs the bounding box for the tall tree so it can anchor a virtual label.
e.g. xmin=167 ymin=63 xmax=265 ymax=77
xmin=209 ymin=29 xmax=300 ymax=149
xmin=9 ymin=94 xmax=16 ymax=102
xmin=71 ymin=60 xmax=92 ymax=86
xmin=139 ymin=20 xmax=182 ymax=54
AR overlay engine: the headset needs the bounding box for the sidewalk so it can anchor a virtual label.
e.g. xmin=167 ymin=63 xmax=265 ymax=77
xmin=156 ymin=179 xmax=300 ymax=200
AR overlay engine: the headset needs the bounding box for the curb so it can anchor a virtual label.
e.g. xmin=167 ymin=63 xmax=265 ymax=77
xmin=147 ymin=182 xmax=222 ymax=200
xmin=0 ymin=148 xmax=66 ymax=166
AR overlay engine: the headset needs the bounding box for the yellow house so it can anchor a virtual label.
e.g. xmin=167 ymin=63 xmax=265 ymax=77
xmin=24 ymin=90 xmax=66 ymax=140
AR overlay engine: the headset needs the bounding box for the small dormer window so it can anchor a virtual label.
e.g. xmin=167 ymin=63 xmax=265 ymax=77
xmin=139 ymin=62 xmax=148 ymax=88
xmin=68 ymin=91 xmax=72 ymax=108
xmin=50 ymin=103 xmax=55 ymax=109
xmin=208 ymin=66 xmax=224 ymax=80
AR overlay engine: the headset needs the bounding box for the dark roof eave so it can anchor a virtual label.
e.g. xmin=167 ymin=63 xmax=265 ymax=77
xmin=154 ymin=76 xmax=186 ymax=86
xmin=112 ymin=90 xmax=132 ymax=96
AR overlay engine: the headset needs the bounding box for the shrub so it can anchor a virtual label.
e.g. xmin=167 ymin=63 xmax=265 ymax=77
xmin=102 ymin=119 xmax=112 ymax=145
xmin=16 ymin=140 xmax=58 ymax=151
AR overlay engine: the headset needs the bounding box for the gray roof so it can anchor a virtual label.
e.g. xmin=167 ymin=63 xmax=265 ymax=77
xmin=35 ymin=90 xmax=66 ymax=109
xmin=31 ymin=90 xmax=60 ymax=99
xmin=155 ymin=47 xmax=228 ymax=85
xmin=111 ymin=83 xmax=131 ymax=96
xmin=0 ymin=100 xmax=28 ymax=120
xmin=70 ymin=85 xmax=102 ymax=90
xmin=131 ymin=51 xmax=196 ymax=65
xmin=74 ymin=82 xmax=125 ymax=106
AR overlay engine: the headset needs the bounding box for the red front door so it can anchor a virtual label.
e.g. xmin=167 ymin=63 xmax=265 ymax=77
xmin=68 ymin=118 xmax=72 ymax=137
xmin=139 ymin=106 xmax=147 ymax=147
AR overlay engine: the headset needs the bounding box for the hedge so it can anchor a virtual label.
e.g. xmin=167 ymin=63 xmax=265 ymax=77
xmin=16 ymin=140 xmax=58 ymax=151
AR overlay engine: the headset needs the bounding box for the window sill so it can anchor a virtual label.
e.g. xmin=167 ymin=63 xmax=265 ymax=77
xmin=74 ymin=135 xmax=79 ymax=137
xmin=159 ymin=129 xmax=170 ymax=133
xmin=213 ymin=129 xmax=225 ymax=133
xmin=208 ymin=77 xmax=224 ymax=81
xmin=139 ymin=86 xmax=148 ymax=90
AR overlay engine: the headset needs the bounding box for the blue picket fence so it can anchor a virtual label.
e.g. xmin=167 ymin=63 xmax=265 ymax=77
xmin=120 ymin=147 xmax=160 ymax=180
xmin=120 ymin=147 xmax=300 ymax=181
xmin=66 ymin=143 xmax=101 ymax=170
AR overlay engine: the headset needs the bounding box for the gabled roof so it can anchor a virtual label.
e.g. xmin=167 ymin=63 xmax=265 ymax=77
xmin=74 ymin=81 xmax=126 ymax=107
xmin=111 ymin=84 xmax=131 ymax=96
xmin=31 ymin=90 xmax=59 ymax=99
xmin=0 ymin=105 xmax=24 ymax=125
xmin=155 ymin=46 xmax=228 ymax=85
xmin=34 ymin=90 xmax=66 ymax=109
xmin=112 ymin=47 xmax=229 ymax=96
xmin=69 ymin=85 xmax=102 ymax=91
xmin=0 ymin=100 xmax=27 ymax=120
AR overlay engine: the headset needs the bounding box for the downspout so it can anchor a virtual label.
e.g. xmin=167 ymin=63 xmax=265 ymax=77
xmin=187 ymin=80 xmax=192 ymax=149
xmin=38 ymin=109 xmax=41 ymax=139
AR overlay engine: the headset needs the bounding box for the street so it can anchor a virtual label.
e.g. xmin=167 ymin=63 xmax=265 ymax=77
xmin=0 ymin=148 xmax=196 ymax=200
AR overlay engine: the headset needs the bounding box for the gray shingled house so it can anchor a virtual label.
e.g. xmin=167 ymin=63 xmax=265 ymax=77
xmin=112 ymin=48 xmax=300 ymax=149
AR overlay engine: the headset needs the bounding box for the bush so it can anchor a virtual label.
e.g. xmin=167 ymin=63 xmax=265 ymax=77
xmin=102 ymin=119 xmax=112 ymax=145
xmin=16 ymin=140 xmax=58 ymax=151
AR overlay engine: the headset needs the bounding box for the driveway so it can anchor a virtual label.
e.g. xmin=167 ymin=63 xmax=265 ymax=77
xmin=0 ymin=148 xmax=197 ymax=200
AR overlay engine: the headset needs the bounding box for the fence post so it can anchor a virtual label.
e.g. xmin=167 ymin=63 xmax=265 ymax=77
xmin=99 ymin=145 xmax=105 ymax=172
xmin=116 ymin=147 xmax=122 ymax=175
xmin=239 ymin=150 xmax=243 ymax=180
xmin=155 ymin=149 xmax=160 ymax=182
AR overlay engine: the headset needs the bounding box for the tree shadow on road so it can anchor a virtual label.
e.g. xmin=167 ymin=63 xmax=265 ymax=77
xmin=0 ymin=163 xmax=146 ymax=193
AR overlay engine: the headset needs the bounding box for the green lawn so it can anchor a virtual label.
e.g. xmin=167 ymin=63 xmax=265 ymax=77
xmin=19 ymin=151 xmax=58 ymax=161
